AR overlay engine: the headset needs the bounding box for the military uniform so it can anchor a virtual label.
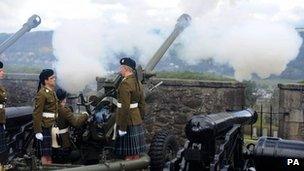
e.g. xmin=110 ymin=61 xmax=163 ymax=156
xmin=0 ymin=85 xmax=7 ymax=164
xmin=52 ymin=105 xmax=87 ymax=162
xmin=56 ymin=106 xmax=88 ymax=148
xmin=33 ymin=86 xmax=58 ymax=156
xmin=115 ymin=74 xmax=146 ymax=157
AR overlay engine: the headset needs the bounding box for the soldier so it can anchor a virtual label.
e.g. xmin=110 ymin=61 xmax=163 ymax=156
xmin=115 ymin=57 xmax=146 ymax=160
xmin=33 ymin=69 xmax=58 ymax=165
xmin=52 ymin=88 xmax=88 ymax=163
xmin=0 ymin=61 xmax=7 ymax=169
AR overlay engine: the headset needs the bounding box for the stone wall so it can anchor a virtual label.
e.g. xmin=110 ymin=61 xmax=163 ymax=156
xmin=278 ymin=84 xmax=304 ymax=140
xmin=0 ymin=73 xmax=38 ymax=107
xmin=5 ymin=75 xmax=246 ymax=146
xmin=95 ymin=77 xmax=245 ymax=145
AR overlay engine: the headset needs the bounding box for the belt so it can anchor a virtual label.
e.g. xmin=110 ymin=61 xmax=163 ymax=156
xmin=117 ymin=103 xmax=138 ymax=109
xmin=0 ymin=104 xmax=5 ymax=109
xmin=42 ymin=112 xmax=55 ymax=118
xmin=57 ymin=127 xmax=69 ymax=134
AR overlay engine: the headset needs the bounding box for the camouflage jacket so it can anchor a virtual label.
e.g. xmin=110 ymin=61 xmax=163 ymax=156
xmin=33 ymin=86 xmax=59 ymax=133
xmin=0 ymin=85 xmax=7 ymax=124
xmin=116 ymin=74 xmax=146 ymax=131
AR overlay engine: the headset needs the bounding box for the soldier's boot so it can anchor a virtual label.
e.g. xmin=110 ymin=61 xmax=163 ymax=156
xmin=132 ymin=155 xmax=140 ymax=160
xmin=125 ymin=155 xmax=140 ymax=160
xmin=41 ymin=156 xmax=49 ymax=165
xmin=46 ymin=156 xmax=53 ymax=165
xmin=42 ymin=155 xmax=53 ymax=165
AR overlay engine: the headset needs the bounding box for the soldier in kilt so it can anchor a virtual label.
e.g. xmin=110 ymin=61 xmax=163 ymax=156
xmin=115 ymin=57 xmax=147 ymax=160
xmin=52 ymin=88 xmax=88 ymax=163
xmin=33 ymin=69 xmax=58 ymax=165
xmin=0 ymin=61 xmax=8 ymax=169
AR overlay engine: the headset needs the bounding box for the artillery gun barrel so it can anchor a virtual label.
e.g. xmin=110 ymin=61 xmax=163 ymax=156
xmin=144 ymin=13 xmax=191 ymax=73
xmin=253 ymin=137 xmax=304 ymax=171
xmin=5 ymin=106 xmax=33 ymax=129
xmin=59 ymin=154 xmax=150 ymax=171
xmin=185 ymin=108 xmax=257 ymax=143
xmin=0 ymin=14 xmax=41 ymax=54
xmin=106 ymin=13 xmax=191 ymax=88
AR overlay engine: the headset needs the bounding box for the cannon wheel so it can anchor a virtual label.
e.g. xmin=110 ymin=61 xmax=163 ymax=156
xmin=149 ymin=130 xmax=178 ymax=170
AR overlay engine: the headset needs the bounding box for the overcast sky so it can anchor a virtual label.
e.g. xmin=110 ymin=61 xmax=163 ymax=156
xmin=2 ymin=0 xmax=304 ymax=91
xmin=1 ymin=0 xmax=304 ymax=33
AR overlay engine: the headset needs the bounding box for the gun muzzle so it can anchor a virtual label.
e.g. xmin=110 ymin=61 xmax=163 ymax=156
xmin=185 ymin=108 xmax=257 ymax=143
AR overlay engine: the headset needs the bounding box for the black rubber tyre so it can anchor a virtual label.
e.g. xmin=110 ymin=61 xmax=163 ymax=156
xmin=149 ymin=130 xmax=179 ymax=171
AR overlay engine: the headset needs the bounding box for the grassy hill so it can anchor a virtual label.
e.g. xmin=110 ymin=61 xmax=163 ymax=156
xmin=156 ymin=71 xmax=236 ymax=81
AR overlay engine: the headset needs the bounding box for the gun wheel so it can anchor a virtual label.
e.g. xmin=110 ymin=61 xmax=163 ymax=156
xmin=149 ymin=130 xmax=178 ymax=171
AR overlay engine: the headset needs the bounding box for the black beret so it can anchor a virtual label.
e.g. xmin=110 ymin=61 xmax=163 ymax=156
xmin=39 ymin=69 xmax=54 ymax=83
xmin=56 ymin=88 xmax=67 ymax=101
xmin=120 ymin=57 xmax=136 ymax=70
xmin=0 ymin=61 xmax=3 ymax=69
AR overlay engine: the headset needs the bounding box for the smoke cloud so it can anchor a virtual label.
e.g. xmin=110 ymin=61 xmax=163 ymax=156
xmin=178 ymin=0 xmax=303 ymax=80
xmin=52 ymin=0 xmax=180 ymax=93
xmin=50 ymin=0 xmax=304 ymax=92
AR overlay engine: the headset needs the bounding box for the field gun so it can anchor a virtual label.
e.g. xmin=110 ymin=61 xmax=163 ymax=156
xmin=10 ymin=13 xmax=191 ymax=171
xmin=0 ymin=15 xmax=41 ymax=164
xmin=170 ymin=109 xmax=304 ymax=171
xmin=170 ymin=109 xmax=257 ymax=171
xmin=0 ymin=14 xmax=41 ymax=54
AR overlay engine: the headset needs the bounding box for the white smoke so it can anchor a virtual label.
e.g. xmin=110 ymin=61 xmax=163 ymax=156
xmin=53 ymin=20 xmax=106 ymax=93
xmin=178 ymin=0 xmax=303 ymax=80
xmin=50 ymin=0 xmax=304 ymax=92
xmin=52 ymin=0 xmax=180 ymax=93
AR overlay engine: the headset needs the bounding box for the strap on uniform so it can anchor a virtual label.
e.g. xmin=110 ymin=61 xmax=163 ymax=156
xmin=117 ymin=102 xmax=138 ymax=109
xmin=57 ymin=127 xmax=69 ymax=134
xmin=42 ymin=112 xmax=55 ymax=118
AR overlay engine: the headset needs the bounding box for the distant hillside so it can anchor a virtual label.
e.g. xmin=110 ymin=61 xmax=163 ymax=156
xmin=2 ymin=30 xmax=304 ymax=79
xmin=0 ymin=30 xmax=234 ymax=75
xmin=156 ymin=71 xmax=235 ymax=81
xmin=0 ymin=31 xmax=54 ymax=73
xmin=280 ymin=32 xmax=304 ymax=80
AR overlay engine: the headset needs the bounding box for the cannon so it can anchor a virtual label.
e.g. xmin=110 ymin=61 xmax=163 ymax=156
xmin=185 ymin=108 xmax=257 ymax=143
xmin=0 ymin=15 xmax=40 ymax=165
xmin=0 ymin=14 xmax=41 ymax=54
xmin=0 ymin=14 xmax=41 ymax=134
xmin=170 ymin=108 xmax=304 ymax=171
xmin=69 ymin=13 xmax=191 ymax=170
xmin=96 ymin=13 xmax=191 ymax=92
xmin=10 ymin=13 xmax=191 ymax=171
xmin=170 ymin=109 xmax=257 ymax=171
xmin=253 ymin=137 xmax=304 ymax=171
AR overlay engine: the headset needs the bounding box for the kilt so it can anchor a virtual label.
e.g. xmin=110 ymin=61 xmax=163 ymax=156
xmin=52 ymin=147 xmax=71 ymax=163
xmin=53 ymin=147 xmax=71 ymax=157
xmin=0 ymin=124 xmax=8 ymax=163
xmin=115 ymin=124 xmax=147 ymax=157
xmin=37 ymin=128 xmax=52 ymax=156
xmin=0 ymin=124 xmax=7 ymax=153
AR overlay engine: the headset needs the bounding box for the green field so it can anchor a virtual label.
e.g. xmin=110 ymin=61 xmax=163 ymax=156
xmin=156 ymin=71 xmax=236 ymax=81
xmin=5 ymin=65 xmax=42 ymax=74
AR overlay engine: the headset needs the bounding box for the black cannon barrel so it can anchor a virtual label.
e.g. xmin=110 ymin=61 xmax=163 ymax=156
xmin=254 ymin=137 xmax=304 ymax=171
xmin=185 ymin=108 xmax=257 ymax=143
xmin=5 ymin=106 xmax=33 ymax=130
xmin=0 ymin=14 xmax=41 ymax=54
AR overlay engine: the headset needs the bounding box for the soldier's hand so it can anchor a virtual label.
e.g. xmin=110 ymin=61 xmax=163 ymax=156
xmin=35 ymin=133 xmax=43 ymax=141
xmin=118 ymin=130 xmax=127 ymax=136
xmin=82 ymin=112 xmax=89 ymax=117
